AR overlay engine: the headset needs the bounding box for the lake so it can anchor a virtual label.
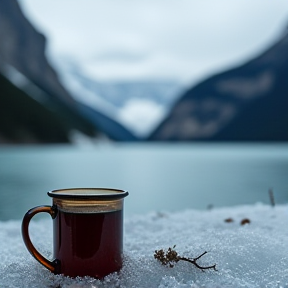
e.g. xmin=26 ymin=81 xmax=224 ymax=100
xmin=0 ymin=143 xmax=287 ymax=221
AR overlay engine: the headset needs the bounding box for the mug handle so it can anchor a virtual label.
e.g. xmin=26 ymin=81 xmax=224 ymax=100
xmin=21 ymin=205 xmax=60 ymax=274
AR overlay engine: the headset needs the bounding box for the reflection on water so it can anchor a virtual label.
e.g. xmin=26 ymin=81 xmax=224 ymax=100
xmin=0 ymin=143 xmax=287 ymax=220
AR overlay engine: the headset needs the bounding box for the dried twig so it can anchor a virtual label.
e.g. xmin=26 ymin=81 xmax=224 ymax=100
xmin=154 ymin=245 xmax=217 ymax=271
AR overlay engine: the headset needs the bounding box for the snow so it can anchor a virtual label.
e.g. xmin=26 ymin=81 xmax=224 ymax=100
xmin=1 ymin=203 xmax=288 ymax=287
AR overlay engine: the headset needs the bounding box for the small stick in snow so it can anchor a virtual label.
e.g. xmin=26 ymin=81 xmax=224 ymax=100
xmin=154 ymin=245 xmax=217 ymax=271
xmin=269 ymin=188 xmax=275 ymax=207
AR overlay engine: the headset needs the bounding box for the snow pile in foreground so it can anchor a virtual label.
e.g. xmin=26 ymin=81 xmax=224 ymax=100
xmin=1 ymin=203 xmax=288 ymax=287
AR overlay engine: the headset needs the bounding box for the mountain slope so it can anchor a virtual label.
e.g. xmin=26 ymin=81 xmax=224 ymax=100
xmin=0 ymin=0 xmax=99 ymax=139
xmin=0 ymin=0 xmax=138 ymax=142
xmin=0 ymin=72 xmax=70 ymax=143
xmin=149 ymin=27 xmax=288 ymax=141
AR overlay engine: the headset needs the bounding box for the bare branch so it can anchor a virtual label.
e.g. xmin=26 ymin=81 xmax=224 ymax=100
xmin=154 ymin=246 xmax=217 ymax=271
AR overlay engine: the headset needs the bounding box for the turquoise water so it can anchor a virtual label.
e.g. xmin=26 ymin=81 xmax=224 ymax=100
xmin=0 ymin=143 xmax=287 ymax=220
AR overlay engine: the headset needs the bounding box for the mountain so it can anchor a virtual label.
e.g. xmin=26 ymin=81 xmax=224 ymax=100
xmin=52 ymin=57 xmax=182 ymax=138
xmin=0 ymin=72 xmax=70 ymax=143
xmin=149 ymin=26 xmax=288 ymax=142
xmin=0 ymin=0 xmax=137 ymax=142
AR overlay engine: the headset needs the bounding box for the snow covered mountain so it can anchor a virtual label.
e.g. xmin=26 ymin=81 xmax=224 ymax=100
xmin=52 ymin=57 xmax=183 ymax=138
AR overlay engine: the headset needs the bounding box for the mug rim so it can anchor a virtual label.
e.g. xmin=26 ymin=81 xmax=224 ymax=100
xmin=47 ymin=188 xmax=129 ymax=200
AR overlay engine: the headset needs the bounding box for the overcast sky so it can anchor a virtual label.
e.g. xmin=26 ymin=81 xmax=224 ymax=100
xmin=19 ymin=0 xmax=288 ymax=85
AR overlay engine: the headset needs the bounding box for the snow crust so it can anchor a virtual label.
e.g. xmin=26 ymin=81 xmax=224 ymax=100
xmin=1 ymin=203 xmax=288 ymax=287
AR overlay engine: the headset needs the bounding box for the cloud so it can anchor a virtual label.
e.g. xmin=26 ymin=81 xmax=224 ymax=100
xmin=117 ymin=98 xmax=166 ymax=137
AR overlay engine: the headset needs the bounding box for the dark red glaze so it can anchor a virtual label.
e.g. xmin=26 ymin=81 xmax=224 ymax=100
xmin=53 ymin=209 xmax=123 ymax=278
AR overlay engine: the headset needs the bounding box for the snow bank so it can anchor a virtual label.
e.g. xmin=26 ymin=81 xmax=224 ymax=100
xmin=1 ymin=203 xmax=288 ymax=287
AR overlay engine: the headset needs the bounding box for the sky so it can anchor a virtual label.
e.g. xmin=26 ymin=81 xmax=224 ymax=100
xmin=19 ymin=0 xmax=288 ymax=85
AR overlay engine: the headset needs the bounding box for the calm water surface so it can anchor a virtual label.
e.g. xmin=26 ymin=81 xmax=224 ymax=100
xmin=0 ymin=143 xmax=287 ymax=220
